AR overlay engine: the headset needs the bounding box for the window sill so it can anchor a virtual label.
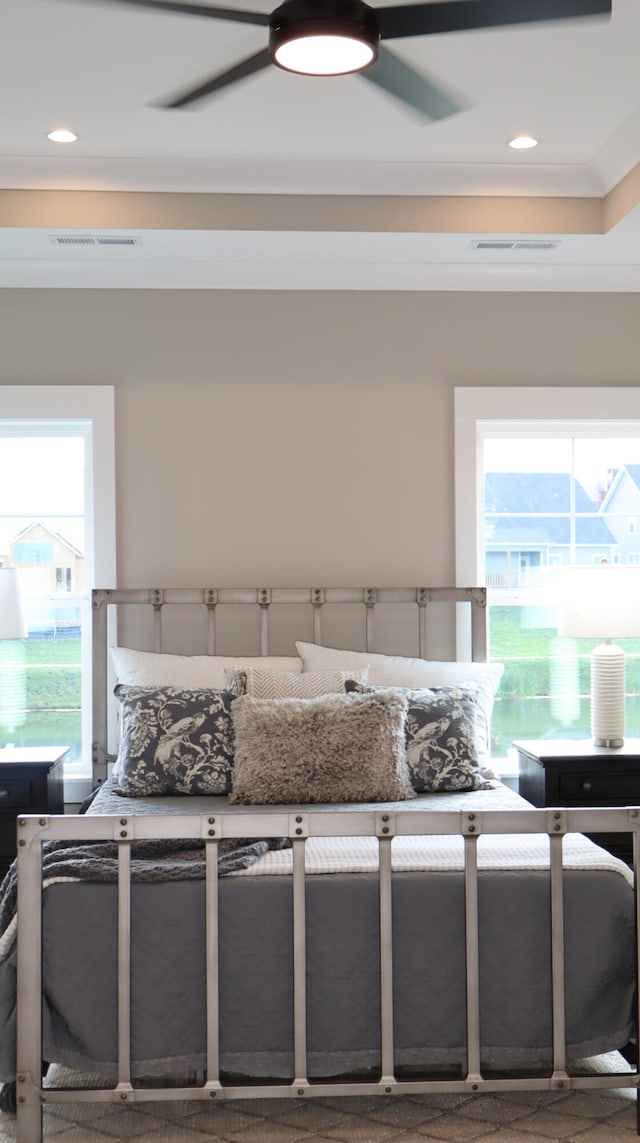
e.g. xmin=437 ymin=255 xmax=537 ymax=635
xmin=63 ymin=775 xmax=94 ymax=807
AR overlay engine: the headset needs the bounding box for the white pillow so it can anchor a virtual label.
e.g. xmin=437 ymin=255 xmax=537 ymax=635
xmin=111 ymin=646 xmax=303 ymax=691
xmin=295 ymin=641 xmax=503 ymax=762
xmin=225 ymin=667 xmax=368 ymax=699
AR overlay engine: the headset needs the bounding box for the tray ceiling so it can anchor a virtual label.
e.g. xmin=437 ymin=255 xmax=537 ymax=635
xmin=3 ymin=0 xmax=640 ymax=288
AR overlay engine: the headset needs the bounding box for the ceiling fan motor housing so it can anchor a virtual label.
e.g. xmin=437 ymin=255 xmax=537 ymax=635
xmin=269 ymin=0 xmax=380 ymax=73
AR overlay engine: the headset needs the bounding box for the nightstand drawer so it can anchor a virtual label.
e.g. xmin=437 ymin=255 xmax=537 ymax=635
xmin=0 ymin=779 xmax=32 ymax=808
xmin=559 ymin=770 xmax=640 ymax=803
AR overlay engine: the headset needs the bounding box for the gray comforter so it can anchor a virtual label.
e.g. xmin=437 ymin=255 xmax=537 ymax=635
xmin=0 ymin=779 xmax=635 ymax=1084
xmin=0 ymin=834 xmax=288 ymax=954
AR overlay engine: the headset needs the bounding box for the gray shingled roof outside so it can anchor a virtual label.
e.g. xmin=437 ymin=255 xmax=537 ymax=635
xmin=618 ymin=464 xmax=640 ymax=490
xmin=485 ymin=472 xmax=617 ymax=545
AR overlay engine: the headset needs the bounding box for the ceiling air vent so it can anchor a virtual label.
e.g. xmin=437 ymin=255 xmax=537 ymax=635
xmin=48 ymin=235 xmax=143 ymax=248
xmin=469 ymin=239 xmax=561 ymax=252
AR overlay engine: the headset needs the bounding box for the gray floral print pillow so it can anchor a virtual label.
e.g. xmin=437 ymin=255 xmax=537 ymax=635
xmin=345 ymin=681 xmax=494 ymax=793
xmin=114 ymin=683 xmax=242 ymax=796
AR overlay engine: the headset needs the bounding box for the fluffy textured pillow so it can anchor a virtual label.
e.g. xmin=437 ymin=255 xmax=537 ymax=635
xmin=230 ymin=689 xmax=415 ymax=805
xmin=224 ymin=667 xmax=368 ymax=699
xmin=111 ymin=647 xmax=302 ymax=690
xmin=296 ymin=641 xmax=503 ymax=764
xmin=345 ymin=681 xmax=495 ymax=793
xmin=114 ymin=684 xmax=241 ymax=796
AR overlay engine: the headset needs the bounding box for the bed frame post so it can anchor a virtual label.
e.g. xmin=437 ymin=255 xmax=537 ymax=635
xmin=259 ymin=590 xmax=271 ymax=656
xmin=548 ymin=817 xmax=569 ymax=1086
xmin=364 ymin=589 xmax=376 ymax=651
xmin=469 ymin=589 xmax=487 ymax=664
xmin=204 ymin=589 xmax=218 ymax=656
xmin=312 ymin=589 xmax=324 ymax=645
xmin=291 ymin=833 xmax=309 ymax=1090
xmin=116 ymin=837 xmax=133 ymax=1094
xmin=205 ymin=839 xmax=221 ymax=1090
xmin=92 ymin=590 xmax=111 ymax=785
xmin=378 ymin=826 xmax=395 ymax=1087
xmin=15 ymin=818 xmax=44 ymax=1143
xmin=462 ymin=822 xmax=482 ymax=1084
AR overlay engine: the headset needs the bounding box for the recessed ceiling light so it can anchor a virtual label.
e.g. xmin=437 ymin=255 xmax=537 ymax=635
xmin=508 ymin=135 xmax=538 ymax=150
xmin=46 ymin=129 xmax=79 ymax=144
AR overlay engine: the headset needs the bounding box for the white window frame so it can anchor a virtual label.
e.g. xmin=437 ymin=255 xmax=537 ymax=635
xmin=0 ymin=386 xmax=116 ymax=801
xmin=454 ymin=387 xmax=640 ymax=770
xmin=455 ymin=387 xmax=640 ymax=590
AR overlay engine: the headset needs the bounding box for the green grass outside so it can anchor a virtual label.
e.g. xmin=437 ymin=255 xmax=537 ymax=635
xmin=0 ymin=639 xmax=83 ymax=759
xmin=0 ymin=638 xmax=82 ymax=711
xmin=490 ymin=607 xmax=640 ymax=698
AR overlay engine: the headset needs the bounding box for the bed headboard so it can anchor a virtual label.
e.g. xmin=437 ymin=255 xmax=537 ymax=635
xmin=91 ymin=585 xmax=487 ymax=786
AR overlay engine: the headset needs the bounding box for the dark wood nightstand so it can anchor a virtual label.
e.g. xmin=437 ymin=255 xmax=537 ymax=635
xmin=0 ymin=746 xmax=68 ymax=877
xmin=514 ymin=738 xmax=640 ymax=865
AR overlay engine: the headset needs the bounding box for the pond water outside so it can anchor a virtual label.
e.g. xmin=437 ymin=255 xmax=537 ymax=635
xmin=492 ymin=694 xmax=640 ymax=763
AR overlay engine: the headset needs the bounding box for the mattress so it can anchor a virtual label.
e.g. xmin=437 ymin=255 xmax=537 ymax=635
xmin=0 ymin=778 xmax=635 ymax=1083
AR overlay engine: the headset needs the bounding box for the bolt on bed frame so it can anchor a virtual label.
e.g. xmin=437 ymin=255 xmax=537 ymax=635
xmin=12 ymin=586 xmax=640 ymax=1141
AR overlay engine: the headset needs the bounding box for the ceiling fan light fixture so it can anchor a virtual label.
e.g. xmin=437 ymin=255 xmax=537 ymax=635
xmin=270 ymin=0 xmax=379 ymax=76
xmin=273 ymin=32 xmax=375 ymax=75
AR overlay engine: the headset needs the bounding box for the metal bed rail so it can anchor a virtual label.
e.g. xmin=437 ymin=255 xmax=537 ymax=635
xmin=15 ymin=804 xmax=640 ymax=1142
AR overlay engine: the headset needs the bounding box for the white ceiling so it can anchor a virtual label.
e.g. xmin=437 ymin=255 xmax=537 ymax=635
xmin=4 ymin=0 xmax=640 ymax=289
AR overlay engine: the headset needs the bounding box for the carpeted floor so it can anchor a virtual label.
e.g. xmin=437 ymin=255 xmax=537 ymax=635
xmin=0 ymin=1055 xmax=637 ymax=1142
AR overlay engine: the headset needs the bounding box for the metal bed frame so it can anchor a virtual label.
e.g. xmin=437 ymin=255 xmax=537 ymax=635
xmin=13 ymin=586 xmax=640 ymax=1141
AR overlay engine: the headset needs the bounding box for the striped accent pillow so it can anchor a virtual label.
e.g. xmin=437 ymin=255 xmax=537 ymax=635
xmin=225 ymin=667 xmax=368 ymax=699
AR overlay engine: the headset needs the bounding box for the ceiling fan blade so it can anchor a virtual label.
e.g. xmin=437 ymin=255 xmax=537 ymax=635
xmin=377 ymin=0 xmax=610 ymax=42
xmin=361 ymin=45 xmax=464 ymax=120
xmin=84 ymin=0 xmax=269 ymax=27
xmin=158 ymin=47 xmax=272 ymax=106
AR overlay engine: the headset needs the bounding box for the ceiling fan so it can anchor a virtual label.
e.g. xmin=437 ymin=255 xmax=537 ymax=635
xmin=83 ymin=0 xmax=611 ymax=119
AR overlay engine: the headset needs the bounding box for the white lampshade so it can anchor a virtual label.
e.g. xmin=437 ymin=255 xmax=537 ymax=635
xmin=558 ymin=565 xmax=640 ymax=747
xmin=0 ymin=567 xmax=27 ymax=640
xmin=558 ymin=565 xmax=640 ymax=640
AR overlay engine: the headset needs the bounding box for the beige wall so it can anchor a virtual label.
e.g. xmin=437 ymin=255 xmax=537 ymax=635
xmin=1 ymin=288 xmax=640 ymax=589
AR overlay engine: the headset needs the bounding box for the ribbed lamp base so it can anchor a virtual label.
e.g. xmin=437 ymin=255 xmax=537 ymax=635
xmin=591 ymin=642 xmax=625 ymax=748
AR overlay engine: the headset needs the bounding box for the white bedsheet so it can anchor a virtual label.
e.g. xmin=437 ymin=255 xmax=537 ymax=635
xmin=231 ymin=829 xmax=633 ymax=881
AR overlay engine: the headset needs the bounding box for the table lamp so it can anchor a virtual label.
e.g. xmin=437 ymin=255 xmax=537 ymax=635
xmin=558 ymin=564 xmax=640 ymax=747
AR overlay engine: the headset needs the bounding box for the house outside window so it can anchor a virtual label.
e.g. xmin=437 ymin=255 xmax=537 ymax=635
xmin=0 ymin=387 xmax=115 ymax=795
xmin=455 ymin=388 xmax=640 ymax=768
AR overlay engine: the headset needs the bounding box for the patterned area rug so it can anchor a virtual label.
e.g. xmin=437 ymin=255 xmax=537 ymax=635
xmin=0 ymin=1055 xmax=637 ymax=1142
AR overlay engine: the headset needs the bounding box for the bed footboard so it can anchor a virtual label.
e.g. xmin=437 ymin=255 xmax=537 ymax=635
xmin=12 ymin=803 xmax=640 ymax=1142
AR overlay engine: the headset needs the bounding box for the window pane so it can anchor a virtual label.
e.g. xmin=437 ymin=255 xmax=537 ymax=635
xmin=484 ymin=436 xmax=640 ymax=758
xmin=0 ymin=436 xmax=85 ymax=764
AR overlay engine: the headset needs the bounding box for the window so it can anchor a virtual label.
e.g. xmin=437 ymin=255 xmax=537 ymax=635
xmin=0 ymin=387 xmax=115 ymax=794
xmin=56 ymin=568 xmax=72 ymax=592
xmin=455 ymin=388 xmax=640 ymax=768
